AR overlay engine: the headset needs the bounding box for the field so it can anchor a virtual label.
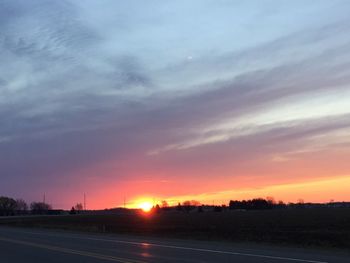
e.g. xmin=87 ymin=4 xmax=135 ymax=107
xmin=1 ymin=208 xmax=350 ymax=249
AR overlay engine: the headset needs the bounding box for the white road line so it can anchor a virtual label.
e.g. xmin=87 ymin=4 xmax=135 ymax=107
xmin=0 ymin=236 xmax=146 ymax=263
xmin=83 ymin=237 xmax=328 ymax=263
xmin=4 ymin=229 xmax=328 ymax=263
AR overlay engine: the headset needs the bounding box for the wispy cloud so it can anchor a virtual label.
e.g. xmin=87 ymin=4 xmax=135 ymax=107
xmin=1 ymin=0 xmax=350 ymax=207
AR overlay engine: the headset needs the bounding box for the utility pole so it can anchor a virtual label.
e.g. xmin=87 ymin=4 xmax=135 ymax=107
xmin=43 ymin=193 xmax=46 ymax=204
xmin=84 ymin=193 xmax=86 ymax=211
xmin=123 ymin=196 xmax=126 ymax=209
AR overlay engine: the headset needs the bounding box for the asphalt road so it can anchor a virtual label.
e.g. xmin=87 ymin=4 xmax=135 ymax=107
xmin=0 ymin=227 xmax=348 ymax=263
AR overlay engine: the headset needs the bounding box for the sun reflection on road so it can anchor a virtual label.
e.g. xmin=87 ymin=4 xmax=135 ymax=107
xmin=140 ymin=242 xmax=152 ymax=258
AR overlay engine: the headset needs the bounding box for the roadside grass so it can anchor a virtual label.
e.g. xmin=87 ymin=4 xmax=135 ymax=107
xmin=1 ymin=208 xmax=349 ymax=249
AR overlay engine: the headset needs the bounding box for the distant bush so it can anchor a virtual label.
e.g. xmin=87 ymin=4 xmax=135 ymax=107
xmin=30 ymin=202 xmax=52 ymax=215
xmin=0 ymin=196 xmax=17 ymax=216
xmin=15 ymin=199 xmax=28 ymax=213
xmin=229 ymin=198 xmax=274 ymax=210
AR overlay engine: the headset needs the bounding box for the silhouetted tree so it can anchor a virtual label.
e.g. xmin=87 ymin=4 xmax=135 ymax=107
xmin=0 ymin=196 xmax=17 ymax=216
xmin=74 ymin=203 xmax=83 ymax=213
xmin=250 ymin=198 xmax=273 ymax=210
xmin=161 ymin=200 xmax=169 ymax=208
xmin=182 ymin=200 xmax=191 ymax=207
xmin=297 ymin=199 xmax=304 ymax=204
xmin=182 ymin=201 xmax=191 ymax=212
xmin=182 ymin=200 xmax=201 ymax=212
xmin=15 ymin=199 xmax=28 ymax=214
xmin=229 ymin=198 xmax=274 ymax=210
xmin=70 ymin=206 xmax=76 ymax=215
xmin=266 ymin=196 xmax=276 ymax=205
xmin=190 ymin=200 xmax=201 ymax=206
xmin=229 ymin=200 xmax=243 ymax=210
xmin=276 ymin=200 xmax=287 ymax=209
xmin=296 ymin=198 xmax=305 ymax=208
xmin=30 ymin=202 xmax=52 ymax=214
xmin=152 ymin=204 xmax=161 ymax=213
xmin=15 ymin=199 xmax=27 ymax=210
xmin=182 ymin=200 xmax=201 ymax=206
xmin=176 ymin=202 xmax=182 ymax=211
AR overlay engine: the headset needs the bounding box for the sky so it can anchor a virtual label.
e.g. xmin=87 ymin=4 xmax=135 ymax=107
xmin=1 ymin=0 xmax=350 ymax=209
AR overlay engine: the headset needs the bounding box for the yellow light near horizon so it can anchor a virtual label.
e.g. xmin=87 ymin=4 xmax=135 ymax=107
xmin=139 ymin=201 xmax=153 ymax=212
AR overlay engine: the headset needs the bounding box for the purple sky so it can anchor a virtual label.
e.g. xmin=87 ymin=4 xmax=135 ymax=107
xmin=1 ymin=0 xmax=350 ymax=208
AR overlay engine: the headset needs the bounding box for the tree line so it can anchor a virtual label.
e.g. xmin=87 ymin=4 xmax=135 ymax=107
xmin=0 ymin=196 xmax=52 ymax=216
xmin=162 ymin=198 xmax=306 ymax=212
xmin=229 ymin=198 xmax=282 ymax=210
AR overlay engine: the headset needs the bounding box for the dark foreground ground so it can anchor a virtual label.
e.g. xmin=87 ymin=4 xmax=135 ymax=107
xmin=1 ymin=208 xmax=349 ymax=249
xmin=0 ymin=226 xmax=349 ymax=263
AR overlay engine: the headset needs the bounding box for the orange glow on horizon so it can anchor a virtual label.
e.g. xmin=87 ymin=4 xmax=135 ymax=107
xmin=159 ymin=175 xmax=350 ymax=205
xmin=122 ymin=175 xmax=350 ymax=210
xmin=126 ymin=197 xmax=155 ymax=212
xmin=64 ymin=144 xmax=350 ymax=210
xmin=139 ymin=201 xmax=153 ymax=212
xmin=60 ymin=174 xmax=350 ymax=210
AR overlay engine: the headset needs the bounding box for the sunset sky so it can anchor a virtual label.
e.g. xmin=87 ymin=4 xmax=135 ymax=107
xmin=1 ymin=0 xmax=350 ymax=209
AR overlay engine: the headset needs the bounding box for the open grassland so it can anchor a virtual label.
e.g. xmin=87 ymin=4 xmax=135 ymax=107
xmin=1 ymin=208 xmax=349 ymax=249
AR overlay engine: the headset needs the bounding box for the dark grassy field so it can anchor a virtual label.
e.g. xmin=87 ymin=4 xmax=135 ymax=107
xmin=1 ymin=208 xmax=350 ymax=249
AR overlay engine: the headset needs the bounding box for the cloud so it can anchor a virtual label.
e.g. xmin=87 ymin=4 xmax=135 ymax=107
xmin=1 ymin=0 xmax=350 ymax=207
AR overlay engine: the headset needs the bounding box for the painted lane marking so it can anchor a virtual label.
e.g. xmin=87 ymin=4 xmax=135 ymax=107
xmin=0 ymin=237 xmax=146 ymax=263
xmin=84 ymin=237 xmax=328 ymax=263
xmin=9 ymin=229 xmax=328 ymax=263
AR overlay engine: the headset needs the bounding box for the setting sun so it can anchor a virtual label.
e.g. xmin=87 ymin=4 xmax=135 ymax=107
xmin=139 ymin=201 xmax=153 ymax=212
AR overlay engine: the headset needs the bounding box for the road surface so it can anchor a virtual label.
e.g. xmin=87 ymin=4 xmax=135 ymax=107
xmin=0 ymin=227 xmax=348 ymax=263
